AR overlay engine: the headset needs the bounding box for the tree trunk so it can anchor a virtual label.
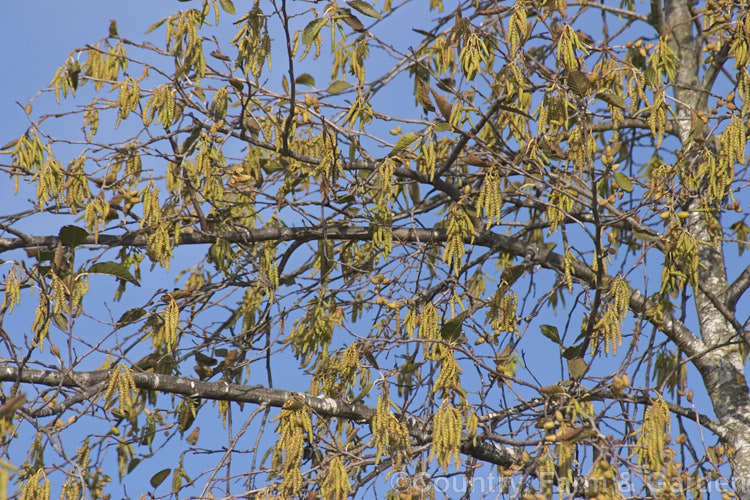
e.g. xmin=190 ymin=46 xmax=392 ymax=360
xmin=666 ymin=0 xmax=750 ymax=495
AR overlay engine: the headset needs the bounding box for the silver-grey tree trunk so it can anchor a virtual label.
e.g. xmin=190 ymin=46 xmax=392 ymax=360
xmin=666 ymin=0 xmax=750 ymax=495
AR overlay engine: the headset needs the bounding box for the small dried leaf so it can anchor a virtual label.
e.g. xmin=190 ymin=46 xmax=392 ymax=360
xmin=185 ymin=426 xmax=200 ymax=445
xmin=430 ymin=88 xmax=453 ymax=121
xmin=418 ymin=85 xmax=435 ymax=112
xmin=210 ymin=50 xmax=231 ymax=61
xmin=1 ymin=138 xmax=19 ymax=151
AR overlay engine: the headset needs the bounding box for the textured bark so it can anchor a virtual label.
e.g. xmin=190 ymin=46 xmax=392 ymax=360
xmin=0 ymin=365 xmax=522 ymax=468
xmin=664 ymin=0 xmax=750 ymax=495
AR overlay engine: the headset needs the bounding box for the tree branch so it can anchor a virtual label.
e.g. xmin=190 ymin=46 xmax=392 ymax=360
xmin=0 ymin=365 xmax=522 ymax=468
xmin=572 ymin=1 xmax=650 ymax=24
xmin=727 ymin=264 xmax=750 ymax=311
xmin=0 ymin=223 xmax=705 ymax=359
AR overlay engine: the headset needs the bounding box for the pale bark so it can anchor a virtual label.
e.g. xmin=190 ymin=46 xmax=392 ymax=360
xmin=664 ymin=0 xmax=750 ymax=495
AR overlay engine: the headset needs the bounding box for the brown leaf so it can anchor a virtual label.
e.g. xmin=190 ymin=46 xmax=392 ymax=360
xmin=576 ymin=30 xmax=594 ymax=47
xmin=185 ymin=426 xmax=200 ymax=445
xmin=556 ymin=425 xmax=585 ymax=442
xmin=210 ymin=50 xmax=231 ymax=62
xmin=53 ymin=241 xmax=64 ymax=274
xmin=463 ymin=153 xmax=491 ymax=167
xmin=430 ymin=88 xmax=453 ymax=121
xmin=477 ymin=6 xmax=510 ymax=15
xmin=0 ymin=138 xmax=19 ymax=151
xmin=418 ymin=85 xmax=435 ymax=113
xmin=0 ymin=394 xmax=27 ymax=417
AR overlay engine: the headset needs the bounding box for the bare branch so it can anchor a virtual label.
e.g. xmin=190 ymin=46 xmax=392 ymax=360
xmin=1 ymin=365 xmax=522 ymax=468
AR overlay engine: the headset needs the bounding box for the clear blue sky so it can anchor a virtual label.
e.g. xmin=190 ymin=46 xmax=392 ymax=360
xmin=0 ymin=2 xmax=178 ymax=136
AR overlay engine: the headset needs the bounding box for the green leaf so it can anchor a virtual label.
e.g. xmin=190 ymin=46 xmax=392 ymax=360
xmin=632 ymin=228 xmax=659 ymax=242
xmin=327 ymin=80 xmax=352 ymax=94
xmin=540 ymin=324 xmax=561 ymax=345
xmin=150 ymin=468 xmax=171 ymax=488
xmin=389 ymin=132 xmax=420 ymax=155
xmin=59 ymin=225 xmax=89 ymax=247
xmin=567 ymin=71 xmax=590 ymax=98
xmin=295 ymin=73 xmax=316 ymax=87
xmin=338 ymin=9 xmax=365 ymax=32
xmin=195 ymin=352 xmax=218 ymax=366
xmin=127 ymin=458 xmax=142 ymax=474
xmin=88 ymin=262 xmax=140 ymax=286
xmin=302 ymin=17 xmax=327 ymax=46
xmin=613 ymin=171 xmax=634 ymax=193
xmin=145 ymin=18 xmax=168 ymax=34
xmin=229 ymin=77 xmax=244 ymax=91
xmin=400 ymin=359 xmax=423 ymax=374
xmin=562 ymin=343 xmax=584 ymax=360
xmin=53 ymin=313 xmax=68 ymax=331
xmin=567 ymin=357 xmax=587 ymax=379
xmin=117 ymin=308 xmax=146 ymax=326
xmin=360 ymin=347 xmax=379 ymax=369
xmin=441 ymin=310 xmax=469 ymax=343
xmin=218 ymin=0 xmax=235 ymax=14
xmin=347 ymin=0 xmax=381 ymax=19
xmin=433 ymin=122 xmax=451 ymax=132
xmin=596 ymin=92 xmax=626 ymax=109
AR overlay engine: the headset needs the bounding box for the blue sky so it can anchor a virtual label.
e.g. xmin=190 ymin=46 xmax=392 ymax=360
xmin=1 ymin=2 xmax=177 ymax=133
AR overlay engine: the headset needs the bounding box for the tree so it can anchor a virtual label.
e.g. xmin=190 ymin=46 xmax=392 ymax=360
xmin=1 ymin=0 xmax=749 ymax=497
